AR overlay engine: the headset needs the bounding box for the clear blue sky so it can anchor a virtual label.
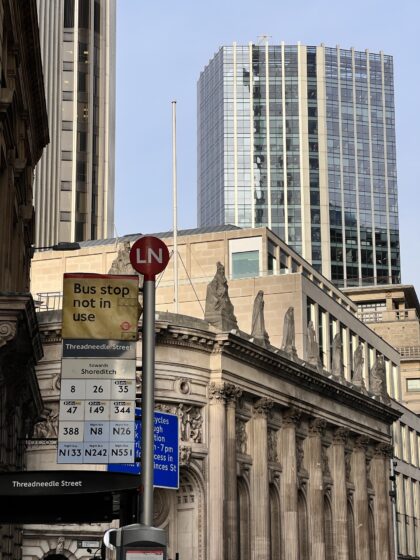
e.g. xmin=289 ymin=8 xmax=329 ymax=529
xmin=115 ymin=0 xmax=420 ymax=289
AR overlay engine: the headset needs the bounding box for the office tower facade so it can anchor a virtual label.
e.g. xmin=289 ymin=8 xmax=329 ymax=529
xmin=198 ymin=43 xmax=400 ymax=287
xmin=35 ymin=0 xmax=116 ymax=245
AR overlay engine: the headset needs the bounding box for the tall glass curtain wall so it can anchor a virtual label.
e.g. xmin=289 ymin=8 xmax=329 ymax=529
xmin=325 ymin=47 xmax=399 ymax=287
xmin=197 ymin=44 xmax=400 ymax=287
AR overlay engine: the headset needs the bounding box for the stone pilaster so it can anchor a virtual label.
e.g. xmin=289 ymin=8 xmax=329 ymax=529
xmin=225 ymin=384 xmax=242 ymax=560
xmin=305 ymin=418 xmax=327 ymax=560
xmin=328 ymin=427 xmax=350 ymax=560
xmin=207 ymin=382 xmax=228 ymax=560
xmin=351 ymin=436 xmax=370 ymax=560
xmin=371 ymin=443 xmax=393 ymax=560
xmin=280 ymin=407 xmax=301 ymax=560
xmin=251 ymin=397 xmax=273 ymax=560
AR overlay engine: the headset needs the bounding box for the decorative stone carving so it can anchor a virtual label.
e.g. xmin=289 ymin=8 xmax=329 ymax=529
xmin=236 ymin=419 xmax=248 ymax=454
xmin=331 ymin=333 xmax=344 ymax=381
xmin=208 ymin=381 xmax=241 ymax=403
xmin=268 ymin=428 xmax=278 ymax=462
xmin=370 ymin=355 xmax=390 ymax=403
xmin=308 ymin=417 xmax=327 ymax=437
xmin=307 ymin=320 xmax=322 ymax=371
xmin=225 ymin=384 xmax=242 ymax=404
xmin=179 ymin=445 xmax=192 ymax=466
xmin=322 ymin=444 xmax=331 ymax=478
xmin=175 ymin=377 xmax=191 ymax=395
xmin=333 ymin=427 xmax=349 ymax=445
xmin=253 ymin=397 xmax=274 ymax=417
xmin=155 ymin=403 xmax=177 ymax=414
xmin=178 ymin=404 xmax=203 ymax=443
xmin=204 ymin=262 xmax=238 ymax=331
xmin=344 ymin=448 xmax=352 ymax=481
xmin=53 ymin=371 xmax=61 ymax=391
xmin=33 ymin=408 xmax=58 ymax=438
xmin=282 ymin=406 xmax=301 ymax=426
xmin=374 ymin=442 xmax=394 ymax=458
xmin=281 ymin=307 xmax=298 ymax=359
xmin=251 ymin=290 xmax=270 ymax=348
xmin=352 ymin=343 xmax=366 ymax=390
xmin=296 ymin=436 xmax=308 ymax=477
xmin=365 ymin=448 xmax=374 ymax=489
xmin=55 ymin=537 xmax=65 ymax=554
xmin=354 ymin=435 xmax=370 ymax=451
xmin=0 ymin=320 xmax=16 ymax=347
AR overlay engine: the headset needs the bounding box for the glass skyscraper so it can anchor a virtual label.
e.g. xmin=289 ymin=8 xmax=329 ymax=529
xmin=197 ymin=43 xmax=400 ymax=287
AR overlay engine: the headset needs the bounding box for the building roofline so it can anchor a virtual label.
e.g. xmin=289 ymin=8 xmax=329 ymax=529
xmin=343 ymin=284 xmax=420 ymax=314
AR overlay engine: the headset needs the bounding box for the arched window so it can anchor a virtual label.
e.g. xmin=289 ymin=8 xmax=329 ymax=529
xmin=324 ymin=495 xmax=334 ymax=560
xmin=237 ymin=477 xmax=251 ymax=560
xmin=347 ymin=499 xmax=356 ymax=560
xmin=298 ymin=489 xmax=309 ymax=560
xmin=270 ymin=483 xmax=281 ymax=559
xmin=368 ymin=504 xmax=376 ymax=560
xmin=175 ymin=469 xmax=205 ymax=560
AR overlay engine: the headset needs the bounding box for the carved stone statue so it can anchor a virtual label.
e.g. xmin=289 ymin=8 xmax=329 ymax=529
xmin=307 ymin=321 xmax=322 ymax=371
xmin=331 ymin=333 xmax=344 ymax=380
xmin=108 ymin=241 xmax=143 ymax=317
xmin=370 ymin=355 xmax=390 ymax=403
xmin=281 ymin=306 xmax=298 ymax=359
xmin=251 ymin=290 xmax=270 ymax=348
xmin=108 ymin=241 xmax=137 ymax=275
xmin=204 ymin=262 xmax=238 ymax=331
xmin=33 ymin=408 xmax=58 ymax=439
xmin=236 ymin=420 xmax=247 ymax=455
xmin=352 ymin=343 xmax=366 ymax=390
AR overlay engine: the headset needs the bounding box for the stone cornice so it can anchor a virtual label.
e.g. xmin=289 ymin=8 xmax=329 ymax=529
xmin=157 ymin=324 xmax=400 ymax=425
xmin=0 ymin=293 xmax=42 ymax=362
xmin=36 ymin=313 xmax=402 ymax=426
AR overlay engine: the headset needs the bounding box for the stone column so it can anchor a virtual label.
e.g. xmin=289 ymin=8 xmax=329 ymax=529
xmin=305 ymin=418 xmax=326 ymax=560
xmin=351 ymin=436 xmax=370 ymax=560
xmin=328 ymin=427 xmax=349 ymax=560
xmin=207 ymin=382 xmax=228 ymax=560
xmin=371 ymin=443 xmax=393 ymax=560
xmin=280 ymin=407 xmax=301 ymax=560
xmin=250 ymin=397 xmax=273 ymax=560
xmin=225 ymin=384 xmax=242 ymax=560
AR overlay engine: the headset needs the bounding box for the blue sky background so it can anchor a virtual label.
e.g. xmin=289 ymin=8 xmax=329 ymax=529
xmin=115 ymin=0 xmax=420 ymax=289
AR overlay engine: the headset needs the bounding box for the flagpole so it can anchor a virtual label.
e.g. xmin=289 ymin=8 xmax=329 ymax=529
xmin=172 ymin=100 xmax=179 ymax=313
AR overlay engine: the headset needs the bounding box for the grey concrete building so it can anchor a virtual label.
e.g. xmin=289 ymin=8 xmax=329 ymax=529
xmin=35 ymin=0 xmax=116 ymax=245
xmin=197 ymin=43 xmax=400 ymax=288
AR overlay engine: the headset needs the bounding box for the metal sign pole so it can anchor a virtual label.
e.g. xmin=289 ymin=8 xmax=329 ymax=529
xmin=140 ymin=278 xmax=155 ymax=526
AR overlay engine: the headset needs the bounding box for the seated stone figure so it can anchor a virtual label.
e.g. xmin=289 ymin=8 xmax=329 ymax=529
xmin=204 ymin=262 xmax=238 ymax=331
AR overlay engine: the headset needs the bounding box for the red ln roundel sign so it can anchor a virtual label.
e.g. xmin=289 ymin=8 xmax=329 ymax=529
xmin=129 ymin=236 xmax=170 ymax=280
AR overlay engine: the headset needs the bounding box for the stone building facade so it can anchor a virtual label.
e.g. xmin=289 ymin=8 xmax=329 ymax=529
xmin=30 ymin=226 xmax=420 ymax=559
xmin=22 ymin=310 xmax=399 ymax=560
xmin=0 ymin=1 xmax=48 ymax=559
xmin=344 ymin=284 xmax=420 ymax=414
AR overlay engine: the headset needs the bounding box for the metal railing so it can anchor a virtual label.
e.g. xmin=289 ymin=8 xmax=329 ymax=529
xmin=35 ymin=292 xmax=63 ymax=312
